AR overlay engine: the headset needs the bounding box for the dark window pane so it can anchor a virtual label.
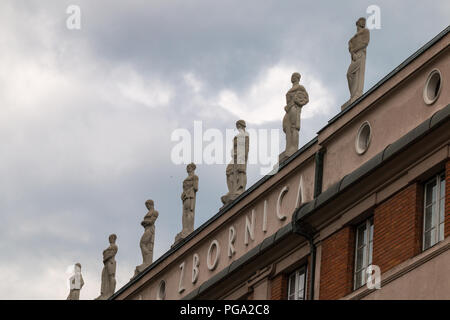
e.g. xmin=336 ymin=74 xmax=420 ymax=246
xmin=425 ymin=180 xmax=436 ymax=205
xmin=424 ymin=230 xmax=432 ymax=250
xmin=356 ymin=247 xmax=365 ymax=270
xmin=357 ymin=225 xmax=366 ymax=247
xmin=288 ymin=275 xmax=295 ymax=297
xmin=439 ymin=175 xmax=445 ymax=198
xmin=355 ymin=269 xmax=364 ymax=288
xmin=424 ymin=205 xmax=433 ymax=231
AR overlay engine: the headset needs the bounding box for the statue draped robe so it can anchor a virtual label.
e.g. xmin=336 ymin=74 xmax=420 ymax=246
xmin=282 ymin=84 xmax=309 ymax=158
xmin=99 ymin=244 xmax=117 ymax=298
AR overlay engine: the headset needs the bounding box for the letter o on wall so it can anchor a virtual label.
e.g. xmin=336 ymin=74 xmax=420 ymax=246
xmin=157 ymin=280 xmax=166 ymax=300
xmin=207 ymin=240 xmax=220 ymax=271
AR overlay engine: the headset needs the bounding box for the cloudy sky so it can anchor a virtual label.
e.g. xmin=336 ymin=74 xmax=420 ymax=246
xmin=0 ymin=0 xmax=448 ymax=299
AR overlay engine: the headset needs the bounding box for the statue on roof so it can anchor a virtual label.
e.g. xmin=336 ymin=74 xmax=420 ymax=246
xmin=96 ymin=234 xmax=118 ymax=300
xmin=279 ymin=72 xmax=309 ymax=163
xmin=135 ymin=200 xmax=158 ymax=275
xmin=343 ymin=17 xmax=370 ymax=109
xmin=174 ymin=164 xmax=198 ymax=245
xmin=221 ymin=120 xmax=250 ymax=206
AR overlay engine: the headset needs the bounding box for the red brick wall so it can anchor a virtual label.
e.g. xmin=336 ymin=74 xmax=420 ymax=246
xmin=445 ymin=160 xmax=450 ymax=238
xmin=270 ymin=274 xmax=287 ymax=300
xmin=319 ymin=226 xmax=355 ymax=300
xmin=274 ymin=162 xmax=449 ymax=300
xmin=373 ymin=183 xmax=423 ymax=274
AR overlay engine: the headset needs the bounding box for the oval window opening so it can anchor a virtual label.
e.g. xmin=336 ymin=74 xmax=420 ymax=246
xmin=423 ymin=69 xmax=442 ymax=105
xmin=355 ymin=122 xmax=371 ymax=155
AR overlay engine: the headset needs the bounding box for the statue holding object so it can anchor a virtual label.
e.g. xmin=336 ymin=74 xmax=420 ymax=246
xmin=279 ymin=72 xmax=309 ymax=163
xmin=135 ymin=200 xmax=159 ymax=275
xmin=96 ymin=234 xmax=118 ymax=300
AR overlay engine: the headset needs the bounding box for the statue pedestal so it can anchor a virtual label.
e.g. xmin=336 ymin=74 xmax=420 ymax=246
xmin=220 ymin=192 xmax=240 ymax=208
xmin=279 ymin=148 xmax=296 ymax=164
xmin=278 ymin=151 xmax=288 ymax=164
xmin=172 ymin=231 xmax=186 ymax=247
xmin=341 ymin=97 xmax=358 ymax=111
xmin=133 ymin=263 xmax=150 ymax=278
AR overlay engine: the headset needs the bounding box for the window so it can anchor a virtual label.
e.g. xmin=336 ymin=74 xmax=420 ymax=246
xmin=288 ymin=266 xmax=307 ymax=300
xmin=355 ymin=121 xmax=372 ymax=155
xmin=354 ymin=218 xmax=373 ymax=290
xmin=423 ymin=173 xmax=446 ymax=250
xmin=423 ymin=69 xmax=442 ymax=105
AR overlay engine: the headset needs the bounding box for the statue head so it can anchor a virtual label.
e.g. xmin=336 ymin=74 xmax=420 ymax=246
xmin=356 ymin=17 xmax=366 ymax=29
xmin=108 ymin=234 xmax=117 ymax=244
xmin=236 ymin=120 xmax=246 ymax=131
xmin=74 ymin=263 xmax=82 ymax=273
xmin=187 ymin=163 xmax=196 ymax=173
xmin=291 ymin=72 xmax=301 ymax=84
xmin=145 ymin=199 xmax=154 ymax=210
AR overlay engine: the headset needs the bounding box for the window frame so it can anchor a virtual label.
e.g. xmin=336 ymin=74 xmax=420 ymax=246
xmin=353 ymin=218 xmax=374 ymax=290
xmin=422 ymin=172 xmax=446 ymax=251
xmin=287 ymin=265 xmax=307 ymax=300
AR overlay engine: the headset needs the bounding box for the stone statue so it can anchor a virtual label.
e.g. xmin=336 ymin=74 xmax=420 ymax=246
xmin=96 ymin=234 xmax=118 ymax=300
xmin=279 ymin=72 xmax=309 ymax=163
xmin=67 ymin=263 xmax=84 ymax=300
xmin=343 ymin=17 xmax=370 ymax=109
xmin=174 ymin=163 xmax=199 ymax=245
xmin=135 ymin=200 xmax=159 ymax=275
xmin=221 ymin=120 xmax=249 ymax=206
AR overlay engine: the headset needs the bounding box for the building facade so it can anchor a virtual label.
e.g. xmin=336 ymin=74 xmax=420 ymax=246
xmin=111 ymin=27 xmax=450 ymax=300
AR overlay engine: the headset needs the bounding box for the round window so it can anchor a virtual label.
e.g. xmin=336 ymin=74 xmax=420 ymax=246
xmin=157 ymin=280 xmax=166 ymax=300
xmin=355 ymin=121 xmax=372 ymax=155
xmin=423 ymin=69 xmax=442 ymax=105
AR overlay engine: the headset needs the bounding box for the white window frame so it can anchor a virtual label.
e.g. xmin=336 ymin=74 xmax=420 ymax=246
xmin=287 ymin=265 xmax=307 ymax=300
xmin=353 ymin=218 xmax=373 ymax=290
xmin=423 ymin=173 xmax=446 ymax=250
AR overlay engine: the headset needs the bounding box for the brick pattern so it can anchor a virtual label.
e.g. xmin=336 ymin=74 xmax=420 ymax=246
xmin=445 ymin=160 xmax=450 ymax=238
xmin=270 ymin=273 xmax=287 ymax=300
xmin=319 ymin=226 xmax=355 ymax=300
xmin=373 ymin=183 xmax=423 ymax=274
xmin=272 ymin=162 xmax=450 ymax=300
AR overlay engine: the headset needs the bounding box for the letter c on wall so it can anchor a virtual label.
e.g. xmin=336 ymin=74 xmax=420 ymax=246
xmin=276 ymin=186 xmax=289 ymax=220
